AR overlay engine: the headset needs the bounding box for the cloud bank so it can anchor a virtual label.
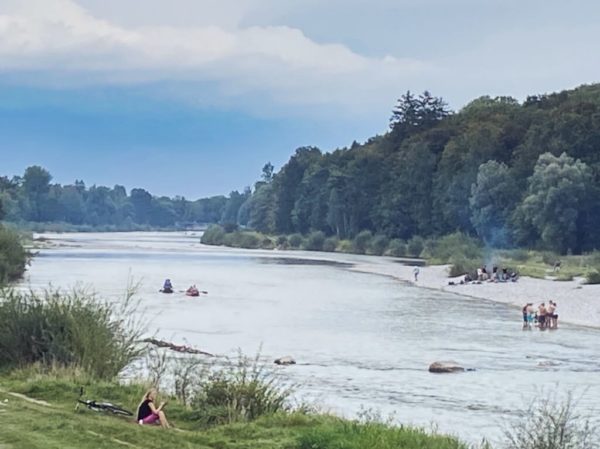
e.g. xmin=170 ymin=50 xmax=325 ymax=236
xmin=0 ymin=0 xmax=427 ymax=116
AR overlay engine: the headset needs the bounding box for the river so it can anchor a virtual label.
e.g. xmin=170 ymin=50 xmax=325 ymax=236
xmin=21 ymin=232 xmax=600 ymax=443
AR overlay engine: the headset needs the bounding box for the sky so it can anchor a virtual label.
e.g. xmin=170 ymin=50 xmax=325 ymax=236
xmin=1 ymin=0 xmax=599 ymax=198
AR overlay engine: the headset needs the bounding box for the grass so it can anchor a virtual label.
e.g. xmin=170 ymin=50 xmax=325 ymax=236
xmin=0 ymin=370 xmax=467 ymax=449
xmin=493 ymin=250 xmax=600 ymax=281
xmin=0 ymin=287 xmax=144 ymax=379
xmin=297 ymin=422 xmax=466 ymax=449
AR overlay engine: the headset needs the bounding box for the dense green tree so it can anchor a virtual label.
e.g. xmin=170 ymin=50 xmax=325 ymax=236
xmin=273 ymin=147 xmax=322 ymax=233
xmin=469 ymin=161 xmax=519 ymax=246
xmin=515 ymin=152 xmax=594 ymax=253
xmin=22 ymin=166 xmax=52 ymax=221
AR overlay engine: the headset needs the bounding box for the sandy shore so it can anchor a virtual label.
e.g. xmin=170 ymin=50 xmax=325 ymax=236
xmin=350 ymin=258 xmax=600 ymax=329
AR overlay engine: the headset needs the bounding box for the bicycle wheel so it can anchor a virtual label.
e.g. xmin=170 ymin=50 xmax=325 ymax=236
xmin=97 ymin=402 xmax=133 ymax=416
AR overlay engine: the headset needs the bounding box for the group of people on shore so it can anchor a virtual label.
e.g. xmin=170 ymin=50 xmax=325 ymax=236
xmin=522 ymin=301 xmax=559 ymax=330
xmin=472 ymin=265 xmax=518 ymax=283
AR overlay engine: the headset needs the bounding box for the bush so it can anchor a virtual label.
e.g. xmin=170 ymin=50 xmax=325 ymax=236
xmin=337 ymin=240 xmax=353 ymax=253
xmin=221 ymin=222 xmax=239 ymax=233
xmin=288 ymin=234 xmax=305 ymax=249
xmin=508 ymin=249 xmax=529 ymax=262
xmin=585 ymin=270 xmax=600 ymax=284
xmin=385 ymin=239 xmax=407 ymax=257
xmin=305 ymin=231 xmax=326 ymax=251
xmin=276 ymin=235 xmax=288 ymax=249
xmin=190 ymin=352 xmax=293 ymax=426
xmin=0 ymin=288 xmax=144 ymax=379
xmin=0 ymin=226 xmax=28 ymax=283
xmin=352 ymin=230 xmax=373 ymax=254
xmin=200 ymin=225 xmax=226 ymax=245
xmin=541 ymin=251 xmax=559 ymax=265
xmin=322 ymin=236 xmax=338 ymax=252
xmin=260 ymin=237 xmax=275 ymax=249
xmin=368 ymin=235 xmax=389 ymax=256
xmin=237 ymin=232 xmax=262 ymax=249
xmin=424 ymin=232 xmax=482 ymax=263
xmin=504 ymin=392 xmax=599 ymax=449
xmin=448 ymin=256 xmax=479 ymax=278
xmin=407 ymin=236 xmax=425 ymax=257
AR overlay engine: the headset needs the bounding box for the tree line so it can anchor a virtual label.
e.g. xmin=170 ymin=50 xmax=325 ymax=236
xmin=2 ymin=84 xmax=600 ymax=254
xmin=228 ymin=86 xmax=600 ymax=254
xmin=0 ymin=167 xmax=249 ymax=229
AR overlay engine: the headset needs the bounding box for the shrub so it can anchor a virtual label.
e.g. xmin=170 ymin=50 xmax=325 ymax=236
xmin=200 ymin=225 xmax=226 ymax=245
xmin=276 ymin=235 xmax=288 ymax=249
xmin=0 ymin=287 xmax=144 ymax=379
xmin=541 ymin=251 xmax=559 ymax=265
xmin=352 ymin=230 xmax=373 ymax=254
xmin=305 ymin=231 xmax=326 ymax=251
xmin=221 ymin=222 xmax=239 ymax=233
xmin=424 ymin=232 xmax=482 ymax=263
xmin=237 ymin=232 xmax=262 ymax=249
xmin=508 ymin=249 xmax=529 ymax=262
xmin=385 ymin=239 xmax=407 ymax=257
xmin=0 ymin=226 xmax=28 ymax=283
xmin=322 ymin=236 xmax=338 ymax=252
xmin=260 ymin=237 xmax=275 ymax=249
xmin=337 ymin=240 xmax=353 ymax=253
xmin=190 ymin=352 xmax=293 ymax=426
xmin=585 ymin=270 xmax=600 ymax=285
xmin=504 ymin=392 xmax=599 ymax=449
xmin=288 ymin=234 xmax=304 ymax=249
xmin=368 ymin=235 xmax=389 ymax=256
xmin=448 ymin=256 xmax=479 ymax=278
xmin=407 ymin=236 xmax=425 ymax=257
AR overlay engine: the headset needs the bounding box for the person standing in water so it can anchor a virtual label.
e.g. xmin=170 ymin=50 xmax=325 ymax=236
xmin=547 ymin=301 xmax=558 ymax=329
xmin=538 ymin=303 xmax=548 ymax=330
xmin=413 ymin=266 xmax=420 ymax=282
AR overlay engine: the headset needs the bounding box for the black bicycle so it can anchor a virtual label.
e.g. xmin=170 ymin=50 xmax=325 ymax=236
xmin=75 ymin=387 xmax=133 ymax=417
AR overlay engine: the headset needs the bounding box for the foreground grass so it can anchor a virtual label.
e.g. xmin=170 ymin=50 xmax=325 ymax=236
xmin=0 ymin=372 xmax=466 ymax=449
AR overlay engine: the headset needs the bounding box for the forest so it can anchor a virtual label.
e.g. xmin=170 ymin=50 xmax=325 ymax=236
xmin=2 ymin=83 xmax=600 ymax=254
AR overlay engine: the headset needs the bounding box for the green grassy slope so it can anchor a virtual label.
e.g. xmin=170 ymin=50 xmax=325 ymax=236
xmin=0 ymin=376 xmax=466 ymax=449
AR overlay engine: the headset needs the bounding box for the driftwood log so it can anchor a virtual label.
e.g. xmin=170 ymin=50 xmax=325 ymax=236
xmin=142 ymin=338 xmax=214 ymax=357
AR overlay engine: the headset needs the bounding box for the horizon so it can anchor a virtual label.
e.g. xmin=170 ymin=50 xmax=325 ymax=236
xmin=1 ymin=0 xmax=600 ymax=197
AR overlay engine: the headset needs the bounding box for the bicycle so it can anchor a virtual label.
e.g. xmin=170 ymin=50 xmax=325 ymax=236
xmin=75 ymin=387 xmax=133 ymax=417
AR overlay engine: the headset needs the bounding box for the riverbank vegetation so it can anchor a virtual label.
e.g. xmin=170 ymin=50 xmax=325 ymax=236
xmin=0 ymin=288 xmax=143 ymax=378
xmin=0 ymin=225 xmax=28 ymax=284
xmin=201 ymin=225 xmax=600 ymax=282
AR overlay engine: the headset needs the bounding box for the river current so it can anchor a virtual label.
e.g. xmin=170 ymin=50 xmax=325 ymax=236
xmin=20 ymin=232 xmax=600 ymax=443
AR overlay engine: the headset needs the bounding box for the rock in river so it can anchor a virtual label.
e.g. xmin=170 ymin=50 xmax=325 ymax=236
xmin=428 ymin=361 xmax=465 ymax=373
xmin=274 ymin=356 xmax=296 ymax=365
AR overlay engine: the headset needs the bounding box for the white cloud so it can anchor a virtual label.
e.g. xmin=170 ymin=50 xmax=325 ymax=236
xmin=0 ymin=0 xmax=428 ymax=116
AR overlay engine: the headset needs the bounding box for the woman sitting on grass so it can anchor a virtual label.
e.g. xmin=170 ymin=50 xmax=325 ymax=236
xmin=137 ymin=388 xmax=170 ymax=428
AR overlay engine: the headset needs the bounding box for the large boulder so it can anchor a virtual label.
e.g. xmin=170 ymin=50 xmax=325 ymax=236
xmin=274 ymin=356 xmax=296 ymax=366
xmin=428 ymin=361 xmax=465 ymax=373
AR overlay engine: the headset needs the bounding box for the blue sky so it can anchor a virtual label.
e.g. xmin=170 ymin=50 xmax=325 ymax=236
xmin=1 ymin=0 xmax=599 ymax=198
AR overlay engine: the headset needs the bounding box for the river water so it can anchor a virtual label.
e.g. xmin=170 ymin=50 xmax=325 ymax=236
xmin=21 ymin=232 xmax=600 ymax=443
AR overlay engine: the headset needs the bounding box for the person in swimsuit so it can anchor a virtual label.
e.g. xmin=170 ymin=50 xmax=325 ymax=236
xmin=548 ymin=301 xmax=558 ymax=329
xmin=522 ymin=303 xmax=533 ymax=329
xmin=538 ymin=303 xmax=547 ymax=330
xmin=137 ymin=388 xmax=170 ymax=428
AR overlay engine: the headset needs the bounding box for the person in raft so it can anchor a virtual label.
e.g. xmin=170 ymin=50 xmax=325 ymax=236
xmin=137 ymin=388 xmax=170 ymax=428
